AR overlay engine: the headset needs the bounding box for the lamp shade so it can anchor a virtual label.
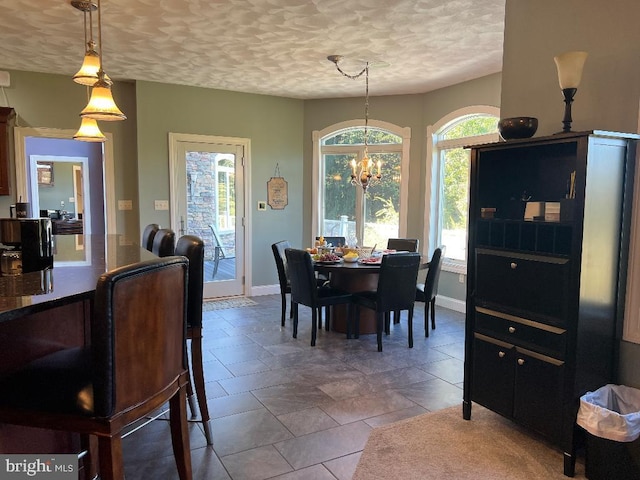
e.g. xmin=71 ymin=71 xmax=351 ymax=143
xmin=80 ymin=75 xmax=126 ymax=121
xmin=73 ymin=117 xmax=106 ymax=142
xmin=554 ymin=51 xmax=588 ymax=89
xmin=73 ymin=44 xmax=101 ymax=86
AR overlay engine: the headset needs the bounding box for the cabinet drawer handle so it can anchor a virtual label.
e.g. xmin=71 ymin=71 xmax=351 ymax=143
xmin=517 ymin=358 xmax=525 ymax=366
xmin=510 ymin=262 xmax=517 ymax=269
xmin=498 ymin=351 xmax=505 ymax=358
xmin=508 ymin=326 xmax=516 ymax=334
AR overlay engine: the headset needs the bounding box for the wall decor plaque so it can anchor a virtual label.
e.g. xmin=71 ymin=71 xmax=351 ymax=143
xmin=267 ymin=164 xmax=288 ymax=210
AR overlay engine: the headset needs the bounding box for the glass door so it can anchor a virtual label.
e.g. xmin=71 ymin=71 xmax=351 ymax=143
xmin=170 ymin=136 xmax=245 ymax=298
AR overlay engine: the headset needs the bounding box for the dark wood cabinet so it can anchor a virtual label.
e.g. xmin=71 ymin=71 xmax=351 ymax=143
xmin=0 ymin=107 xmax=15 ymax=196
xmin=463 ymin=131 xmax=639 ymax=476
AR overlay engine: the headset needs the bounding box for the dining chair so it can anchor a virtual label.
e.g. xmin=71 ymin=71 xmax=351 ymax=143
xmin=285 ymin=248 xmax=354 ymax=346
xmin=175 ymin=234 xmax=213 ymax=445
xmin=0 ymin=256 xmax=192 ymax=480
xmin=386 ymin=238 xmax=419 ymax=252
xmin=141 ymin=223 xmax=160 ymax=252
xmin=416 ymin=245 xmax=445 ymax=337
xmin=352 ymin=252 xmax=421 ymax=352
xmin=387 ymin=238 xmax=420 ymax=324
xmin=271 ymin=240 xmax=293 ymax=327
xmin=152 ymin=228 xmax=176 ymax=257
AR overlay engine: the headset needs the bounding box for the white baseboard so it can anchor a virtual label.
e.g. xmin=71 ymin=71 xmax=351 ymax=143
xmin=436 ymin=295 xmax=466 ymax=314
xmin=250 ymin=285 xmax=467 ymax=314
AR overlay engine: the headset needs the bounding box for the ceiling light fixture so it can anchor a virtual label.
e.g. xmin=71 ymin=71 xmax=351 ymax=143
xmin=328 ymin=55 xmax=381 ymax=192
xmin=72 ymin=0 xmax=126 ymax=124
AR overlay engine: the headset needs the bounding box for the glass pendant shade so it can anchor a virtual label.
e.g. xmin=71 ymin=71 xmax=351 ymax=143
xmin=73 ymin=117 xmax=106 ymax=142
xmin=80 ymin=74 xmax=126 ymax=121
xmin=73 ymin=43 xmax=101 ymax=86
xmin=554 ymin=51 xmax=588 ymax=89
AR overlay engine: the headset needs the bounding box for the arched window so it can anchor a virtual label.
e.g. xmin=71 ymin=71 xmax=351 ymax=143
xmin=424 ymin=106 xmax=499 ymax=273
xmin=313 ymin=120 xmax=410 ymax=247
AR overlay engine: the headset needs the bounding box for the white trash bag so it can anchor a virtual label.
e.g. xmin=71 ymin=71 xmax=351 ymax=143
xmin=577 ymin=384 xmax=640 ymax=442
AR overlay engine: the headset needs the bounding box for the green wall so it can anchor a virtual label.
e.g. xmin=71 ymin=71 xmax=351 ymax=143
xmin=135 ymin=81 xmax=304 ymax=287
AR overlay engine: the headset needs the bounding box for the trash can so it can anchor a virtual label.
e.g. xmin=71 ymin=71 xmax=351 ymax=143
xmin=577 ymin=384 xmax=640 ymax=480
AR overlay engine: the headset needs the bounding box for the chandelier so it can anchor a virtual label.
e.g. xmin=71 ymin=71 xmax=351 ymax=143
xmin=71 ymin=0 xmax=125 ymax=142
xmin=328 ymin=55 xmax=382 ymax=192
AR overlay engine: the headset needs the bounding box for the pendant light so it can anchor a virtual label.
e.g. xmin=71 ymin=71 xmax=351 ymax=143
xmin=73 ymin=0 xmax=126 ymax=122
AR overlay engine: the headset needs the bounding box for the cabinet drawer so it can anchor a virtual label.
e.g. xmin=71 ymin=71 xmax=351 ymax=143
xmin=475 ymin=249 xmax=570 ymax=322
xmin=475 ymin=307 xmax=566 ymax=359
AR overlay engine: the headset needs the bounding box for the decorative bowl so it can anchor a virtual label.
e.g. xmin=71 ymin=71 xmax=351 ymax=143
xmin=343 ymin=255 xmax=359 ymax=263
xmin=498 ymin=117 xmax=538 ymax=140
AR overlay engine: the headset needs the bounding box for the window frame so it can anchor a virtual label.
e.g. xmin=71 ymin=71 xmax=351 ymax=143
xmin=423 ymin=106 xmax=500 ymax=274
xmin=312 ymin=119 xmax=411 ymax=244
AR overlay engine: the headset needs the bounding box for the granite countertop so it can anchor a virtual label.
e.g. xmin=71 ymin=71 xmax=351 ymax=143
xmin=0 ymin=235 xmax=156 ymax=322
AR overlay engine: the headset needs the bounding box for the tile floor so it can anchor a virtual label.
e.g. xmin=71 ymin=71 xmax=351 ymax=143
xmin=122 ymin=294 xmax=465 ymax=480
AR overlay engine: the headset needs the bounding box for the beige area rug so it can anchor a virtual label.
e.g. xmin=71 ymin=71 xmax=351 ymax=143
xmin=202 ymin=297 xmax=257 ymax=311
xmin=353 ymin=405 xmax=587 ymax=480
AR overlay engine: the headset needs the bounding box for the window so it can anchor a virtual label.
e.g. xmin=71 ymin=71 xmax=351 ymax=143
xmin=424 ymin=107 xmax=499 ymax=273
xmin=313 ymin=120 xmax=410 ymax=248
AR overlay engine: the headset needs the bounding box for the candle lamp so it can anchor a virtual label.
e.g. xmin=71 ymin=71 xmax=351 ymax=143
xmin=554 ymin=51 xmax=588 ymax=133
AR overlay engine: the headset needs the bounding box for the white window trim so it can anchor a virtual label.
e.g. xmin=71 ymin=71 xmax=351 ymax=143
xmin=312 ymin=119 xmax=411 ymax=243
xmin=422 ymin=106 xmax=500 ymax=274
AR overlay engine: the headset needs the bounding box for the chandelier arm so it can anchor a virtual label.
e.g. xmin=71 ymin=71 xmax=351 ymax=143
xmin=334 ymin=64 xmax=368 ymax=80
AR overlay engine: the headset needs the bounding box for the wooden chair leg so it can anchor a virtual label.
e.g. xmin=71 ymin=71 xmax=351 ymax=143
xmin=292 ymin=303 xmax=299 ymax=338
xmin=186 ymin=377 xmax=197 ymax=418
xmin=280 ymin=292 xmax=287 ymax=326
xmin=170 ymin=386 xmax=193 ymax=480
xmin=325 ymin=305 xmax=331 ymax=331
xmin=81 ymin=434 xmax=99 ymax=480
xmin=384 ymin=312 xmax=391 ymax=335
xmin=311 ymin=308 xmax=318 ymax=346
xmin=97 ymin=434 xmax=124 ymax=480
xmin=191 ymin=333 xmax=213 ymax=445
xmin=430 ymin=298 xmax=436 ymax=330
xmin=354 ymin=305 xmax=360 ymax=339
xmin=393 ymin=310 xmax=400 ymax=324
xmin=424 ymin=301 xmax=430 ymax=338
xmin=376 ymin=312 xmax=384 ymax=352
xmin=408 ymin=306 xmax=414 ymax=348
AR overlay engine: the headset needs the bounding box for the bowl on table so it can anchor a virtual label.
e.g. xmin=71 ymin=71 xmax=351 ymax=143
xmin=343 ymin=253 xmax=359 ymax=263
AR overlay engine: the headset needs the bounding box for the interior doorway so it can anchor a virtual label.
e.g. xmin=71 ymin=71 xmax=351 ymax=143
xmin=14 ymin=127 xmax=116 ymax=234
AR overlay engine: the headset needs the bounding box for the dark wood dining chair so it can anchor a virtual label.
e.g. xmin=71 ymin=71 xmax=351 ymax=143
xmin=0 ymin=256 xmax=192 ymax=480
xmin=416 ymin=245 xmax=445 ymax=337
xmin=271 ymin=240 xmax=293 ymax=327
xmin=141 ymin=223 xmax=160 ymax=251
xmin=387 ymin=238 xmax=419 ymax=252
xmin=285 ymin=248 xmax=354 ymax=345
xmin=152 ymin=228 xmax=176 ymax=256
xmin=387 ymin=239 xmax=420 ymax=324
xmin=175 ymin=234 xmax=213 ymax=445
xmin=352 ymin=252 xmax=421 ymax=352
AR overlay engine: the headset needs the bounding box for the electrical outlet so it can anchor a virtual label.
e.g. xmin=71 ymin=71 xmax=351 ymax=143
xmin=154 ymin=200 xmax=169 ymax=211
xmin=458 ymin=274 xmax=465 ymax=284
xmin=118 ymin=200 xmax=133 ymax=211
xmin=0 ymin=71 xmax=9 ymax=88
xmin=69 ymin=197 xmax=75 ymax=203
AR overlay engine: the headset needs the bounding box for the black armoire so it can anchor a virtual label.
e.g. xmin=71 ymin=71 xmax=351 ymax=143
xmin=463 ymin=131 xmax=638 ymax=476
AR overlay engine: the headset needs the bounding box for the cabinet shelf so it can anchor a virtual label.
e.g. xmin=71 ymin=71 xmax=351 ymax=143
xmin=476 ymin=219 xmax=572 ymax=256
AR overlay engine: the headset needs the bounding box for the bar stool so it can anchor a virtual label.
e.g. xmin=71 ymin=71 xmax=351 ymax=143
xmin=152 ymin=228 xmax=176 ymax=256
xmin=175 ymin=235 xmax=213 ymax=445
xmin=0 ymin=256 xmax=192 ymax=480
xmin=141 ymin=223 xmax=160 ymax=251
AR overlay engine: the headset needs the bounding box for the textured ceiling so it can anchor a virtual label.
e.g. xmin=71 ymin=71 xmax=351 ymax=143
xmin=0 ymin=0 xmax=505 ymax=99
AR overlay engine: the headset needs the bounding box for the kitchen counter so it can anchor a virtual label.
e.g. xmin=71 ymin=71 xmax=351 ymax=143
xmin=0 ymin=234 xmax=156 ymax=322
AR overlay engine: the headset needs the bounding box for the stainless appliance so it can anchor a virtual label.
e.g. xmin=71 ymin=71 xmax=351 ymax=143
xmin=0 ymin=218 xmax=53 ymax=274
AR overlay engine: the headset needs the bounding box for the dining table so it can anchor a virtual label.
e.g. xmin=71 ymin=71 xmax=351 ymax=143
xmin=314 ymin=254 xmax=428 ymax=335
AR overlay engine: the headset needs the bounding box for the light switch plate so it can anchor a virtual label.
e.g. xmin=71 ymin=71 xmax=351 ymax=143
xmin=69 ymin=197 xmax=75 ymax=203
xmin=118 ymin=200 xmax=133 ymax=211
xmin=0 ymin=71 xmax=10 ymax=88
xmin=258 ymin=201 xmax=267 ymax=211
xmin=154 ymin=200 xmax=169 ymax=210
